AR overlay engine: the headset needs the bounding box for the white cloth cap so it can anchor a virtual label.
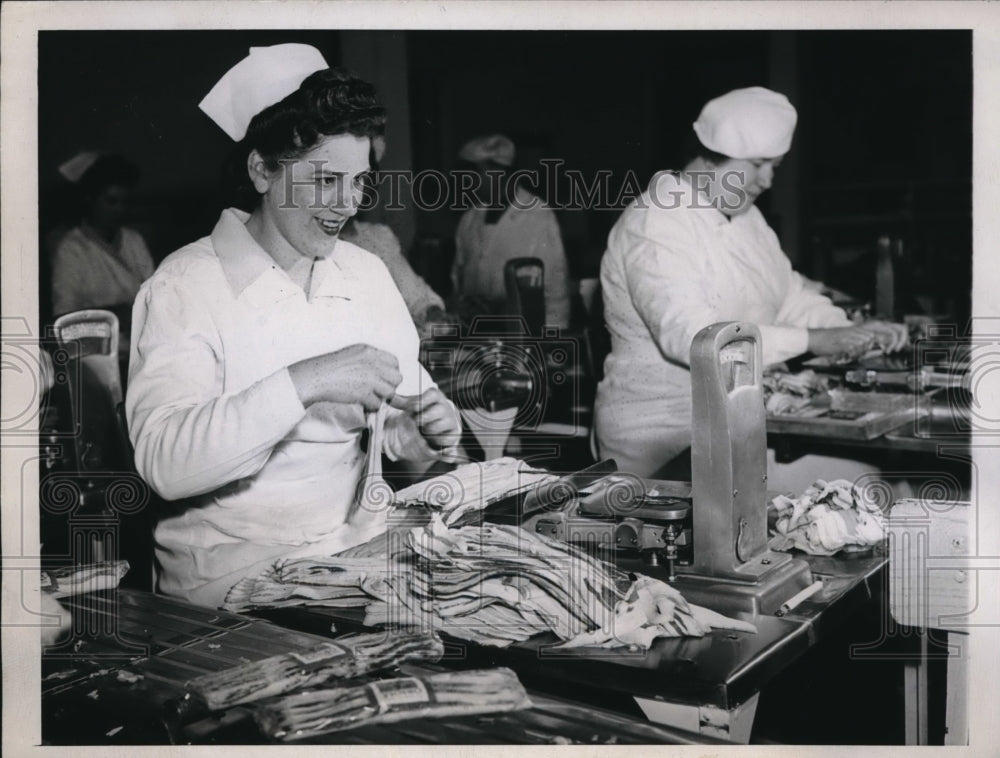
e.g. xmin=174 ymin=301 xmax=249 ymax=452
xmin=458 ymin=134 xmax=515 ymax=167
xmin=199 ymin=43 xmax=329 ymax=141
xmin=58 ymin=151 xmax=100 ymax=183
xmin=693 ymin=86 xmax=797 ymax=160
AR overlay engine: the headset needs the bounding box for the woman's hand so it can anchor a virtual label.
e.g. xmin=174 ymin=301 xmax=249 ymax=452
xmin=288 ymin=344 xmax=402 ymax=411
xmin=860 ymin=320 xmax=910 ymax=354
xmin=390 ymin=387 xmax=462 ymax=450
xmin=807 ymin=326 xmax=878 ymax=360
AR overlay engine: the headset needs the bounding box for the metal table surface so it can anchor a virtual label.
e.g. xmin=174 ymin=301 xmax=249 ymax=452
xmin=41 ymin=589 xmax=725 ymax=746
xmin=257 ymin=547 xmax=888 ymax=714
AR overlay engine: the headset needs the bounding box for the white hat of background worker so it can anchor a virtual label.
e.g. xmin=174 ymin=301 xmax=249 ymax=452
xmin=199 ymin=43 xmax=329 ymax=141
xmin=459 ymin=134 xmax=516 ymax=167
xmin=693 ymin=86 xmax=797 ymax=160
xmin=58 ymin=151 xmax=102 ymax=183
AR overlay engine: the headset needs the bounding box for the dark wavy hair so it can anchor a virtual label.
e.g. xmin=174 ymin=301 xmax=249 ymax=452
xmin=79 ymin=154 xmax=141 ymax=199
xmin=224 ymin=68 xmax=386 ymax=209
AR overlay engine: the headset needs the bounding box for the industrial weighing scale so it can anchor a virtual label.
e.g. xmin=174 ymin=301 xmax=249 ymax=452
xmin=521 ymin=322 xmax=813 ymax=616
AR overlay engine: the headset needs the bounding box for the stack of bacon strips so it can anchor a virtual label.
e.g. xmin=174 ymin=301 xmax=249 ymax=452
xmin=41 ymin=560 xmax=130 ymax=598
xmin=254 ymin=668 xmax=532 ymax=742
xmin=225 ymin=516 xmax=755 ymax=648
xmin=391 ymin=457 xmax=558 ymax=526
xmin=769 ymin=478 xmax=886 ymax=555
xmin=762 ymin=369 xmax=830 ymax=415
xmin=186 ymin=631 xmax=446 ymax=710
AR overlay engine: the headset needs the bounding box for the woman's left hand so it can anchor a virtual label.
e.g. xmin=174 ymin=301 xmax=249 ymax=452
xmin=390 ymin=388 xmax=462 ymax=450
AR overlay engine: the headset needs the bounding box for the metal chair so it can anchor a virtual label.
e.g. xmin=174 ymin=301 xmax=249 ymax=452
xmin=504 ymin=257 xmax=546 ymax=337
xmin=51 ymin=309 xmax=153 ymax=589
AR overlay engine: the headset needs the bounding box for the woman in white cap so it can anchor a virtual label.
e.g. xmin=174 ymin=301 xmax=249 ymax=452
xmin=452 ymin=134 xmax=572 ymax=329
xmin=595 ymin=86 xmax=907 ymax=482
xmin=50 ymin=153 xmax=156 ymax=318
xmin=126 ymin=44 xmax=460 ymax=607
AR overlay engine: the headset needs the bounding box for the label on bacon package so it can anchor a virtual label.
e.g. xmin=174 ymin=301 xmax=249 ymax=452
xmin=369 ymin=677 xmax=431 ymax=712
xmin=288 ymin=642 xmax=348 ymax=667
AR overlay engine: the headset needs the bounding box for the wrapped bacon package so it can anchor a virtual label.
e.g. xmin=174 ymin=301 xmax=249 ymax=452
xmin=225 ymin=515 xmax=755 ymax=649
xmin=253 ymin=667 xmax=531 ymax=741
xmin=41 ymin=560 xmax=130 ymax=598
xmin=769 ymin=478 xmax=886 ymax=556
xmin=392 ymin=457 xmax=557 ymax=525
xmin=186 ymin=631 xmax=445 ymax=710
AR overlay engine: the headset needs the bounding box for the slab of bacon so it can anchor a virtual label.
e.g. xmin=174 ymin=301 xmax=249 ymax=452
xmin=224 ymin=516 xmax=755 ymax=648
xmin=254 ymin=667 xmax=531 ymax=741
xmin=186 ymin=631 xmax=445 ymax=710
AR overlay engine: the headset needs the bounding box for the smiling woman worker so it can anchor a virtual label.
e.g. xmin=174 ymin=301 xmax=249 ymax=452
xmin=595 ymin=87 xmax=907 ymax=483
xmin=126 ymin=44 xmax=460 ymax=607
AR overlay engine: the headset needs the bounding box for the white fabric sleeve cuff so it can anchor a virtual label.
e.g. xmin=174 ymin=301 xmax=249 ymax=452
xmin=758 ymin=324 xmax=810 ymax=367
xmin=269 ymin=367 xmax=309 ymax=423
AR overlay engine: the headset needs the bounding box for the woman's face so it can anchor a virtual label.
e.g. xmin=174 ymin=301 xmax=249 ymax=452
xmin=87 ymin=184 xmax=130 ymax=233
xmin=254 ymin=133 xmax=372 ymax=261
xmin=708 ymin=155 xmax=783 ymax=216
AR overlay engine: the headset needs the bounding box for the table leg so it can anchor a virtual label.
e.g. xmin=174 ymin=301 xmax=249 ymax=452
xmin=945 ymin=631 xmax=968 ymax=745
xmin=902 ymin=629 xmax=929 ymax=744
xmin=633 ymin=694 xmax=758 ymax=743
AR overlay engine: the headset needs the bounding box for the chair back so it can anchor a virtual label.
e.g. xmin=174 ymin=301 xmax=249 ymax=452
xmin=52 ymin=310 xmax=153 ymax=590
xmin=504 ymin=257 xmax=546 ymax=337
xmin=53 ymin=310 xmax=127 ymax=473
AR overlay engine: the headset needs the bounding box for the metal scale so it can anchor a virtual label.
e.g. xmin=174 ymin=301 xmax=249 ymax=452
xmin=522 ymin=322 xmax=813 ymax=615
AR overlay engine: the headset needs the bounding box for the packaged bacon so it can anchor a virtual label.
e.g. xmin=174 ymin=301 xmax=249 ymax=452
xmin=254 ymin=667 xmax=531 ymax=741
xmin=186 ymin=631 xmax=444 ymax=711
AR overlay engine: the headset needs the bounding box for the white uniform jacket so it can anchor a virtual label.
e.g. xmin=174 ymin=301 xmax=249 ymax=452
xmin=52 ymin=224 xmax=155 ymax=316
xmin=453 ymin=186 xmax=572 ymax=329
xmin=127 ymin=209 xmax=445 ymax=606
xmin=595 ymin=172 xmax=849 ymax=476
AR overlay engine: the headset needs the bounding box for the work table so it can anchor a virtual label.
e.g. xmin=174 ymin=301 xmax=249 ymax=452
xmin=41 ymin=588 xmax=727 ymax=746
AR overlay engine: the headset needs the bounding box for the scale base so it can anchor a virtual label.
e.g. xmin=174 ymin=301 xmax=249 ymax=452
xmin=668 ymin=557 xmax=813 ymax=616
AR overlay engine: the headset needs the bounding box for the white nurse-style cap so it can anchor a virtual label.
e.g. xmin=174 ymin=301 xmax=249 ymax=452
xmin=58 ymin=151 xmax=101 ymax=183
xmin=458 ymin=134 xmax=516 ymax=167
xmin=199 ymin=43 xmax=329 ymax=141
xmin=692 ymin=86 xmax=797 ymax=160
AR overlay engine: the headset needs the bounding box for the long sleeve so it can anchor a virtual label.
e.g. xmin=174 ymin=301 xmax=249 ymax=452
xmin=355 ymin=223 xmax=445 ymax=323
xmin=755 ymin=275 xmax=848 ymax=364
xmin=126 ymin=275 xmax=306 ymax=501
xmin=617 ymin=218 xmax=723 ymax=368
xmin=122 ymin=228 xmax=156 ymax=281
xmin=51 ymin=239 xmax=90 ymax=316
xmin=51 ymin=227 xmax=154 ymax=315
xmin=534 ymin=210 xmax=572 ymax=329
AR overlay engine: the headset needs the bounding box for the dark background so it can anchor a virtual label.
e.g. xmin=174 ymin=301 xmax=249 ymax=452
xmin=38 ymin=29 xmax=972 ymax=325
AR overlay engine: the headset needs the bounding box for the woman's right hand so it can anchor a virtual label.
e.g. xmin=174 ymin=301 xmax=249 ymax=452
xmin=288 ymin=344 xmax=402 ymax=411
xmin=807 ymin=326 xmax=876 ymax=360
